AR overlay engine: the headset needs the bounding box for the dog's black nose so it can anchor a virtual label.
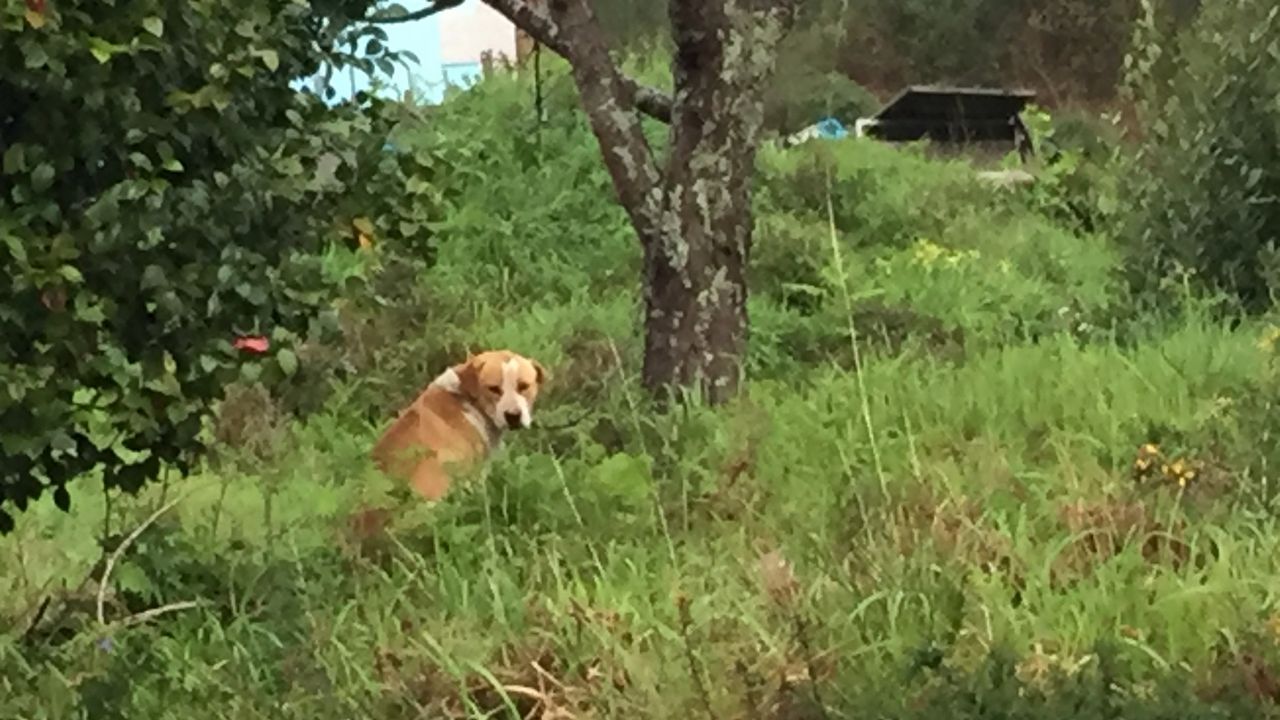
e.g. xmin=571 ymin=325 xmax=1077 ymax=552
xmin=504 ymin=411 xmax=523 ymax=429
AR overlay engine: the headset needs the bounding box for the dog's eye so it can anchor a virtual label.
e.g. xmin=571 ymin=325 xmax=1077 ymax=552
xmin=487 ymin=385 xmax=501 ymax=394
xmin=517 ymin=382 xmax=530 ymax=392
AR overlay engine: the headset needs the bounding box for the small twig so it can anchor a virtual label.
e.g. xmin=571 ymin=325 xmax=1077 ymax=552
xmin=530 ymin=660 xmax=567 ymax=691
xmin=96 ymin=492 xmax=188 ymax=625
xmin=531 ymin=405 xmax=597 ymax=432
xmin=19 ymin=595 xmax=52 ymax=643
xmin=365 ymin=0 xmax=464 ymax=24
xmin=113 ymin=600 xmax=204 ymax=629
xmin=496 ymin=684 xmax=549 ymax=703
xmin=528 ymin=661 xmax=550 ymax=720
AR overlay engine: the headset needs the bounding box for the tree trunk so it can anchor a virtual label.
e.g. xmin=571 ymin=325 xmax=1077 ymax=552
xmin=641 ymin=1 xmax=788 ymax=404
xmin=483 ymin=0 xmax=795 ymax=404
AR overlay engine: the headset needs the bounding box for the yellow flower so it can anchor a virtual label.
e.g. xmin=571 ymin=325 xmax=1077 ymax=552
xmin=1267 ymin=614 xmax=1280 ymax=643
xmin=912 ymin=239 xmax=946 ymax=267
xmin=1258 ymin=325 xmax=1280 ymax=351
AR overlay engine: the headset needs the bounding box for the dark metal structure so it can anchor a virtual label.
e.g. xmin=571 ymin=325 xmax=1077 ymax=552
xmin=856 ymin=85 xmax=1036 ymax=158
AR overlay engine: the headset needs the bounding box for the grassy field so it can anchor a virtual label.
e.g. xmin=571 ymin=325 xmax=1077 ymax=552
xmin=5 ymin=70 xmax=1280 ymax=719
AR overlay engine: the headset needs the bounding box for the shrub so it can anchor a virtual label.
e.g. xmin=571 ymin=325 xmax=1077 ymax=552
xmin=1012 ymin=105 xmax=1127 ymax=237
xmin=0 ymin=0 xmax=439 ymax=529
xmin=1124 ymin=0 xmax=1280 ymax=311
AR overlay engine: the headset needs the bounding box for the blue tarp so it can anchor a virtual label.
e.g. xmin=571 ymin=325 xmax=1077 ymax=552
xmin=814 ymin=117 xmax=848 ymax=139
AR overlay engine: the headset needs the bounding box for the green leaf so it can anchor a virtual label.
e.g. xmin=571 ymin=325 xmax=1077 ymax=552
xmin=406 ymin=176 xmax=431 ymax=194
xmin=274 ymin=155 xmax=302 ymax=176
xmin=87 ymin=37 xmax=127 ymax=64
xmin=257 ymin=49 xmax=280 ymax=72
xmin=50 ymin=431 xmax=76 ymax=454
xmin=235 ymin=20 xmax=256 ymax=38
xmin=58 ymin=265 xmax=84 ymax=283
xmin=31 ymin=163 xmax=55 ymax=192
xmin=142 ymin=16 xmax=164 ymax=37
xmin=162 ymin=157 xmax=184 ymax=172
xmin=240 ymin=362 xmax=262 ymax=383
xmin=21 ymin=41 xmax=49 ymax=69
xmin=277 ymin=348 xmax=298 ymax=377
xmin=2 ymin=235 xmax=28 ymax=263
xmin=129 ymin=152 xmax=154 ymax=172
xmin=141 ymin=264 xmax=167 ymax=290
xmin=146 ymin=372 xmax=181 ymax=397
xmin=3 ymin=144 xmax=26 ymax=175
xmin=74 ymin=302 xmax=107 ymax=324
xmin=85 ymin=196 xmax=120 ymax=228
xmin=113 ymin=561 xmax=152 ymax=597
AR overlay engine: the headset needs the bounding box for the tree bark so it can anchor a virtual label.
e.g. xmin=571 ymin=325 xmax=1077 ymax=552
xmin=644 ymin=0 xmax=793 ymax=403
xmin=483 ymin=0 xmax=795 ymax=404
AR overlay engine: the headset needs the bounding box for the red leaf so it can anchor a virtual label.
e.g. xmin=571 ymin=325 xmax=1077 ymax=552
xmin=26 ymin=0 xmax=45 ymax=15
xmin=233 ymin=335 xmax=270 ymax=353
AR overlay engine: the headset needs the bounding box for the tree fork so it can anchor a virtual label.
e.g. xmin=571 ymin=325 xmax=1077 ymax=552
xmin=483 ymin=0 xmax=796 ymax=404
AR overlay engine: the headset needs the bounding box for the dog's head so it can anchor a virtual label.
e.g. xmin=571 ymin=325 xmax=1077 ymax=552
xmin=450 ymin=350 xmax=546 ymax=430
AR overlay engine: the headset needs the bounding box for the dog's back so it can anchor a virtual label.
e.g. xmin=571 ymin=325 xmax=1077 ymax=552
xmin=371 ymin=385 xmax=488 ymax=499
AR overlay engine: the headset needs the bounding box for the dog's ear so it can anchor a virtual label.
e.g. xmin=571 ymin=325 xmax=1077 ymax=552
xmin=532 ymin=359 xmax=547 ymax=386
xmin=452 ymin=354 xmax=481 ymax=398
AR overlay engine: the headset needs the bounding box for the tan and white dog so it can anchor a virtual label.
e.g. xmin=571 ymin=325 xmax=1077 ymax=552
xmin=371 ymin=350 xmax=546 ymax=500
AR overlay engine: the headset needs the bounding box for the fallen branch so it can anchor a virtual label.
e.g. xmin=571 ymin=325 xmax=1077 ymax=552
xmin=114 ymin=599 xmax=204 ymax=629
xmin=96 ymin=492 xmax=188 ymax=625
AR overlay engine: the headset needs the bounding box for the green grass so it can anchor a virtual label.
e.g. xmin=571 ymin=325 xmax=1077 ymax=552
xmin=6 ymin=65 xmax=1280 ymax=719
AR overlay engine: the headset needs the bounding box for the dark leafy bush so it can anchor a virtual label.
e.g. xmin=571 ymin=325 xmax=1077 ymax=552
xmin=1124 ymin=0 xmax=1280 ymax=311
xmin=0 ymin=0 xmax=440 ymax=530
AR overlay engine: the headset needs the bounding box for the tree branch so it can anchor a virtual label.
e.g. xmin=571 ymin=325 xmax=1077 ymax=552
xmin=366 ymin=0 xmax=466 ymax=24
xmin=485 ymin=0 xmax=664 ymax=235
xmin=482 ymin=0 xmax=672 ymax=123
xmin=96 ymin=492 xmax=187 ymax=626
